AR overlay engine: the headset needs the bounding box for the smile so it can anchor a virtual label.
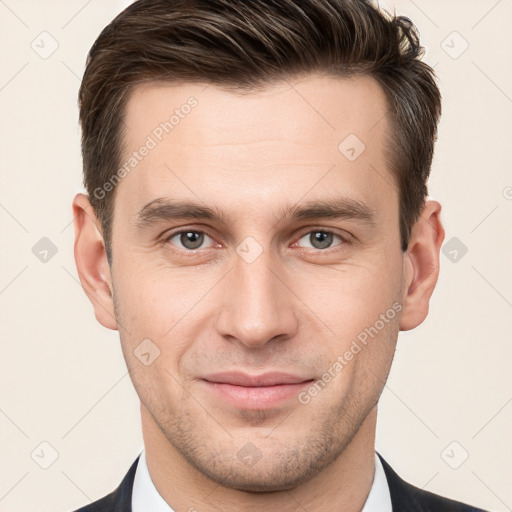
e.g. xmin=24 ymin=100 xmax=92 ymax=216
xmin=200 ymin=372 xmax=315 ymax=409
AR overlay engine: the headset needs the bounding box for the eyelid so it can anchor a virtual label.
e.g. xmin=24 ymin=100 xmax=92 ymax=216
xmin=295 ymin=226 xmax=349 ymax=240
xmin=162 ymin=228 xmax=219 ymax=250
xmin=292 ymin=227 xmax=350 ymax=250
xmin=161 ymin=225 xmax=352 ymax=252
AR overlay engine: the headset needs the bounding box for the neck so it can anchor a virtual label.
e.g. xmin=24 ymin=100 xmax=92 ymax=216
xmin=141 ymin=403 xmax=377 ymax=512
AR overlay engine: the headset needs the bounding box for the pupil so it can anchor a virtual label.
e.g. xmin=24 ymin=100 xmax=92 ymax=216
xmin=181 ymin=231 xmax=203 ymax=249
xmin=311 ymin=231 xmax=332 ymax=249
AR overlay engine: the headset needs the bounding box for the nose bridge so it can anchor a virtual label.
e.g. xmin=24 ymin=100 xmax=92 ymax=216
xmin=215 ymin=246 xmax=297 ymax=348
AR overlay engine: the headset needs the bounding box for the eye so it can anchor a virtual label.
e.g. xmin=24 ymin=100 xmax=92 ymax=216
xmin=163 ymin=228 xmax=348 ymax=253
xmin=295 ymin=230 xmax=345 ymax=250
xmin=165 ymin=230 xmax=216 ymax=250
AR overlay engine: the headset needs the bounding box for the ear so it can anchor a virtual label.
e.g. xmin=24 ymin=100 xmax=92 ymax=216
xmin=72 ymin=193 xmax=118 ymax=330
xmin=399 ymin=200 xmax=445 ymax=331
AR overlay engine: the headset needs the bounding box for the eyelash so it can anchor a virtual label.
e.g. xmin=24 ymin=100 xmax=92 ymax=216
xmin=161 ymin=227 xmax=350 ymax=255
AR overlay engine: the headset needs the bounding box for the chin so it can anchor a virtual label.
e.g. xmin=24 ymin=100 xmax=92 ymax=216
xmin=203 ymin=463 xmax=320 ymax=493
xmin=190 ymin=440 xmax=342 ymax=494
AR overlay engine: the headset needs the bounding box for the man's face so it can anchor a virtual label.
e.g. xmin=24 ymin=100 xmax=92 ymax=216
xmin=108 ymin=75 xmax=406 ymax=491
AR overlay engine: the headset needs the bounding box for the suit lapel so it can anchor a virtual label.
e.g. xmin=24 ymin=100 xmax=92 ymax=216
xmin=378 ymin=453 xmax=429 ymax=512
xmin=111 ymin=455 xmax=140 ymax=512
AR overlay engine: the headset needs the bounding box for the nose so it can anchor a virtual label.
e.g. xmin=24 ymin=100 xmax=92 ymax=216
xmin=214 ymin=249 xmax=299 ymax=349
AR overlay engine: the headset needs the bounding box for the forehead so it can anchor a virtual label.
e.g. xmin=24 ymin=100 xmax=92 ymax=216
xmin=123 ymin=74 xmax=388 ymax=148
xmin=115 ymin=74 xmax=395 ymax=225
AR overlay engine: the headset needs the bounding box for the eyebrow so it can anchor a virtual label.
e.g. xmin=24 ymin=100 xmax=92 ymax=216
xmin=135 ymin=196 xmax=376 ymax=229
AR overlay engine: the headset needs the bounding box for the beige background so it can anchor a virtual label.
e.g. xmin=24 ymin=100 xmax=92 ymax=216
xmin=0 ymin=0 xmax=511 ymax=511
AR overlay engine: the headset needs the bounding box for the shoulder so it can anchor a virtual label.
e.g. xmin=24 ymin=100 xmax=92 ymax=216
xmin=378 ymin=453 xmax=488 ymax=512
xmin=70 ymin=456 xmax=140 ymax=512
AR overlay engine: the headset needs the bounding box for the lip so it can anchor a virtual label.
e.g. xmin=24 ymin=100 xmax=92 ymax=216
xmin=200 ymin=372 xmax=314 ymax=409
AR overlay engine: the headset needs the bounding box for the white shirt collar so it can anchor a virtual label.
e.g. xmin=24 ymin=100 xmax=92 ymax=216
xmin=362 ymin=452 xmax=393 ymax=512
xmin=132 ymin=449 xmax=175 ymax=512
xmin=132 ymin=449 xmax=392 ymax=511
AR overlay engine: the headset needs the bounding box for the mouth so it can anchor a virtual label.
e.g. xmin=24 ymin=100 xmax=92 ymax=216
xmin=200 ymin=372 xmax=315 ymax=409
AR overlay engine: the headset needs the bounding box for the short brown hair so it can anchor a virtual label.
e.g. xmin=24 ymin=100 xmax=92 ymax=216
xmin=79 ymin=0 xmax=441 ymax=264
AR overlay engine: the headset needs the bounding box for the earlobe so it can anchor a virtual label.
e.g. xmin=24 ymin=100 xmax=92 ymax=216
xmin=399 ymin=200 xmax=445 ymax=331
xmin=72 ymin=193 xmax=118 ymax=331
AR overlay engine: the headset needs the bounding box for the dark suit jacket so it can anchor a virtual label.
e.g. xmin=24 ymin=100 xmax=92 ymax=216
xmin=71 ymin=453 xmax=488 ymax=511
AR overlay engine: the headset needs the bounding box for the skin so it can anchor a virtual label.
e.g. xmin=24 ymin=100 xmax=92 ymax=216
xmin=73 ymin=74 xmax=444 ymax=511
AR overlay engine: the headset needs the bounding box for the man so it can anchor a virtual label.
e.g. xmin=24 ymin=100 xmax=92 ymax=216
xmin=71 ymin=0 xmax=486 ymax=510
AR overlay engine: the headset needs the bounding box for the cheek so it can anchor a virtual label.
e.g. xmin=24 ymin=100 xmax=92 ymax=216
xmin=113 ymin=258 xmax=188 ymax=324
xmin=112 ymin=259 xmax=216 ymax=365
xmin=293 ymin=256 xmax=403 ymax=340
